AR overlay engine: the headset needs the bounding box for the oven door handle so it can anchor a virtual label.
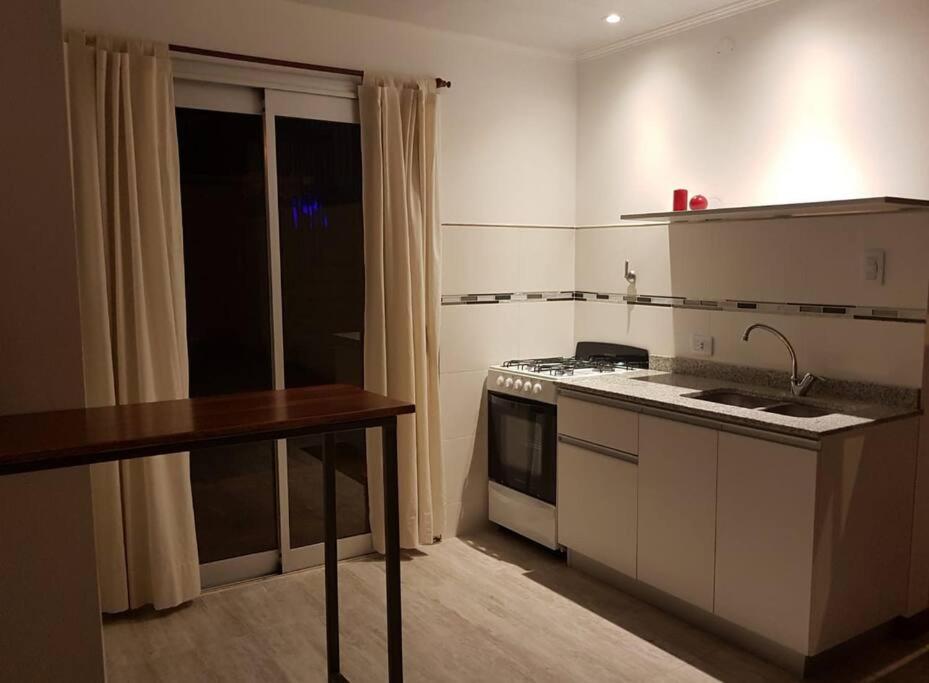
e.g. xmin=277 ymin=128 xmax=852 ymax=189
xmin=557 ymin=434 xmax=639 ymax=465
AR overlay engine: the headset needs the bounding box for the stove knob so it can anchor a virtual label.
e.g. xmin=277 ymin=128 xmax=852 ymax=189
xmin=514 ymin=379 xmax=523 ymax=391
xmin=532 ymin=382 xmax=543 ymax=395
xmin=496 ymin=375 xmax=505 ymax=387
xmin=522 ymin=381 xmax=532 ymax=392
xmin=504 ymin=377 xmax=514 ymax=389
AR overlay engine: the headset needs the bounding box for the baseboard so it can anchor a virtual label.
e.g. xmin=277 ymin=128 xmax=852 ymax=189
xmin=568 ymin=550 xmax=920 ymax=679
xmin=568 ymin=550 xmax=809 ymax=676
xmin=892 ymin=608 xmax=929 ymax=639
xmin=804 ymin=618 xmax=902 ymax=677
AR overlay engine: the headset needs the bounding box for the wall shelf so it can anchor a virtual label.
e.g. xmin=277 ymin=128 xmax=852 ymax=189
xmin=621 ymin=197 xmax=929 ymax=224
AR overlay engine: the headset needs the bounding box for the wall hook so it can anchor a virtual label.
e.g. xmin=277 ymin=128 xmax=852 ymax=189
xmin=624 ymin=260 xmax=637 ymax=285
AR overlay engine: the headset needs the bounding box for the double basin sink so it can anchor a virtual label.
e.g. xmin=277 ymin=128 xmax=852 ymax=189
xmin=683 ymin=389 xmax=832 ymax=418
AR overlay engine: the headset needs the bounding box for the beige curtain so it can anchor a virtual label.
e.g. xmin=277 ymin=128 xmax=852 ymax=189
xmin=359 ymin=75 xmax=446 ymax=551
xmin=64 ymin=33 xmax=200 ymax=612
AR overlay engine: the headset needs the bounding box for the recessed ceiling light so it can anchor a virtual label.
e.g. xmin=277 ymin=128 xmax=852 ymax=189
xmin=605 ymin=13 xmax=623 ymax=24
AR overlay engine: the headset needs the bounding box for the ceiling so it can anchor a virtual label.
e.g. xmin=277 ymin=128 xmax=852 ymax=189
xmin=292 ymin=0 xmax=768 ymax=57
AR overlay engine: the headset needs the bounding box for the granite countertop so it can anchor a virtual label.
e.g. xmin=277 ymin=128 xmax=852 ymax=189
xmin=557 ymin=370 xmax=921 ymax=439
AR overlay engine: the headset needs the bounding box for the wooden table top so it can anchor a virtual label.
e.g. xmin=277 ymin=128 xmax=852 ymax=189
xmin=0 ymin=385 xmax=414 ymax=475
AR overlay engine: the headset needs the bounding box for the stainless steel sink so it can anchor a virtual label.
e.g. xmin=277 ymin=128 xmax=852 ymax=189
xmin=684 ymin=389 xmax=780 ymax=409
xmin=760 ymin=403 xmax=831 ymax=418
xmin=684 ymin=389 xmax=833 ymax=419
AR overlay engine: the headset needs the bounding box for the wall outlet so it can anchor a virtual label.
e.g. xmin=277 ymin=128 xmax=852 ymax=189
xmin=691 ymin=334 xmax=713 ymax=356
xmin=863 ymin=248 xmax=885 ymax=284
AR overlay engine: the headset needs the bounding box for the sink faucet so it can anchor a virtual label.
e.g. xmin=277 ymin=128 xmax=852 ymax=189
xmin=741 ymin=323 xmax=818 ymax=397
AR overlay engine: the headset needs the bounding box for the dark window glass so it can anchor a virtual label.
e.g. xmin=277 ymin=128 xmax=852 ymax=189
xmin=274 ymin=115 xmax=369 ymax=547
xmin=177 ymin=107 xmax=278 ymax=565
xmin=488 ymin=393 xmax=557 ymax=504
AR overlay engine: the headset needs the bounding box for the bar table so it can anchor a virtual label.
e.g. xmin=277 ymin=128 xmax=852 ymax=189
xmin=0 ymin=384 xmax=412 ymax=683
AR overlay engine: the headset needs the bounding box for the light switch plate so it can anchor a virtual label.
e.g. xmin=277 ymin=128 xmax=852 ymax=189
xmin=691 ymin=334 xmax=713 ymax=356
xmin=864 ymin=248 xmax=885 ymax=284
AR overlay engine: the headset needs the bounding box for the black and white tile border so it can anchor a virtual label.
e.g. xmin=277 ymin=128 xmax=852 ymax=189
xmin=441 ymin=291 xmax=576 ymax=305
xmin=441 ymin=290 xmax=926 ymax=323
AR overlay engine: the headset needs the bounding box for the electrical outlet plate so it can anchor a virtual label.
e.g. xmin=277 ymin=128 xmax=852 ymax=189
xmin=691 ymin=334 xmax=713 ymax=356
xmin=864 ymin=248 xmax=885 ymax=284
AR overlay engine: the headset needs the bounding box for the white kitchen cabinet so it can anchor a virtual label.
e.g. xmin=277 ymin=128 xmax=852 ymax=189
xmin=558 ymin=393 xmax=638 ymax=455
xmin=809 ymin=420 xmax=918 ymax=652
xmin=557 ymin=437 xmax=637 ymax=577
xmin=637 ymin=415 xmax=718 ymax=611
xmin=714 ymin=432 xmax=817 ymax=654
xmin=556 ymin=385 xmax=920 ymax=666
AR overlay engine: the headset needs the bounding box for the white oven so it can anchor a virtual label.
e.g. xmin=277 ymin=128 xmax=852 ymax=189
xmin=486 ymin=343 xmax=649 ymax=550
xmin=487 ymin=386 xmax=558 ymax=548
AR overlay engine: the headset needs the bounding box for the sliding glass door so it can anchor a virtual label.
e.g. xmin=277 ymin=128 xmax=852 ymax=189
xmin=175 ymin=82 xmax=370 ymax=585
xmin=264 ymin=90 xmax=372 ymax=572
xmin=177 ymin=98 xmax=280 ymax=587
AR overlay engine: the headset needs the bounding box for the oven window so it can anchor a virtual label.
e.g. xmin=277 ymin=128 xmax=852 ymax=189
xmin=488 ymin=392 xmax=557 ymax=504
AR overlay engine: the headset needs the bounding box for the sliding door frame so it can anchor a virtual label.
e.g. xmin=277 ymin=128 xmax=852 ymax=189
xmin=175 ymin=79 xmax=280 ymax=588
xmin=175 ymin=67 xmax=372 ymax=585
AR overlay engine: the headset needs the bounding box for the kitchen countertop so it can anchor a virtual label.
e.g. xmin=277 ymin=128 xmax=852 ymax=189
xmin=557 ymin=370 xmax=920 ymax=439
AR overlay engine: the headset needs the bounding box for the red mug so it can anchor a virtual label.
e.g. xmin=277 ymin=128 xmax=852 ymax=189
xmin=673 ymin=189 xmax=688 ymax=212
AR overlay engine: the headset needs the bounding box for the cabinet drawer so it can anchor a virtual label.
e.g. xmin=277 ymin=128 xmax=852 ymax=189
xmin=557 ymin=437 xmax=637 ymax=577
xmin=557 ymin=394 xmax=638 ymax=455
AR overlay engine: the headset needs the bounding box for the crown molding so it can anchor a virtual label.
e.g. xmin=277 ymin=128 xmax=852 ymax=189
xmin=578 ymin=0 xmax=783 ymax=62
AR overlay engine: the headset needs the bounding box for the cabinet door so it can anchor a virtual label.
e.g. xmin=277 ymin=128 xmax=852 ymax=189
xmin=637 ymin=415 xmax=718 ymax=611
xmin=715 ymin=432 xmax=816 ymax=654
xmin=557 ymin=438 xmax=637 ymax=577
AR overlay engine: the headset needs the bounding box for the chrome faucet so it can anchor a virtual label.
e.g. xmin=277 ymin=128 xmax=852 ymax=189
xmin=741 ymin=323 xmax=818 ymax=397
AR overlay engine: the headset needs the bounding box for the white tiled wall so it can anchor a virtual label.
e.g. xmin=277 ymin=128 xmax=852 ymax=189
xmin=442 ymin=225 xmax=575 ymax=295
xmin=574 ymin=212 xmax=929 ymax=387
xmin=519 ymin=229 xmax=576 ymax=293
xmin=666 ymin=214 xmax=929 ymax=308
xmin=442 ymin=227 xmax=522 ymax=295
xmin=440 ymin=303 xmax=519 ymax=374
xmin=573 ymin=299 xmax=678 ymax=357
xmin=440 ymin=225 xmax=575 ymax=536
xmin=576 ymin=224 xmax=672 ymax=294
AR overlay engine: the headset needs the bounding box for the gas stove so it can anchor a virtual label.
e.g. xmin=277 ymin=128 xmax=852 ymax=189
xmin=502 ymin=356 xmax=648 ymax=376
xmin=488 ymin=342 xmax=649 ymax=404
xmin=486 ymin=342 xmax=649 ymax=549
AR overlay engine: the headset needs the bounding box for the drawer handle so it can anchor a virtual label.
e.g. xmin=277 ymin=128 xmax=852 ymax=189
xmin=558 ymin=434 xmax=639 ymax=465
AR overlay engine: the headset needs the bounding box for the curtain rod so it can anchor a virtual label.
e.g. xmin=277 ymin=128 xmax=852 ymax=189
xmin=169 ymin=44 xmax=452 ymax=89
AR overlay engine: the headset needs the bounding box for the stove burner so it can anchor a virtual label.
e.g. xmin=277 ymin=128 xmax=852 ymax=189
xmin=502 ymin=355 xmax=649 ymax=376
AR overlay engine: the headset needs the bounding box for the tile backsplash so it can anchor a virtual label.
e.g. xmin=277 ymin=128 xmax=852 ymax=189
xmin=574 ymin=211 xmax=929 ymax=388
xmin=665 ymin=215 xmax=929 ymax=310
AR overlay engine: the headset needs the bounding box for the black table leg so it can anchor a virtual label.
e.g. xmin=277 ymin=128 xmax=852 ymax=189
xmin=382 ymin=418 xmax=403 ymax=682
xmin=323 ymin=433 xmax=343 ymax=682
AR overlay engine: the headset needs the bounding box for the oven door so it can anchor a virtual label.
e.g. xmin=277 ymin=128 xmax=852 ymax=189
xmin=488 ymin=391 xmax=556 ymax=505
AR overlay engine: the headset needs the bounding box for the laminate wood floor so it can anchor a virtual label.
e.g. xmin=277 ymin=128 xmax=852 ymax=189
xmin=104 ymin=529 xmax=929 ymax=682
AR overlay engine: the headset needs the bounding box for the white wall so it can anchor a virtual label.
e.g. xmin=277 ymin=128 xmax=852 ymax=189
xmin=62 ymin=0 xmax=578 ymax=536
xmin=576 ymin=0 xmax=929 ymax=388
xmin=578 ymin=0 xmax=929 ymax=220
xmin=0 ymin=0 xmax=104 ymax=680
